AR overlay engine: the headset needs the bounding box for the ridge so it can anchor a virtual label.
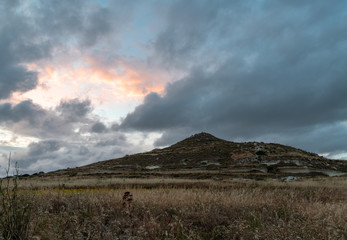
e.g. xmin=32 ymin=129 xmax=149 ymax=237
xmin=49 ymin=132 xmax=347 ymax=179
xmin=170 ymin=132 xmax=226 ymax=148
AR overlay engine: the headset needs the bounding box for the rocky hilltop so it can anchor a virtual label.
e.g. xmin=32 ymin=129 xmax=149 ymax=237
xmin=52 ymin=132 xmax=347 ymax=178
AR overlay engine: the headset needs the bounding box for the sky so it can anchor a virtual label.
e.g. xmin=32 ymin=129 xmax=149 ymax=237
xmin=1 ymin=0 xmax=347 ymax=174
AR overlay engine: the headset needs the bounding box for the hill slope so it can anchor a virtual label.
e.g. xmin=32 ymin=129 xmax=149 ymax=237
xmin=51 ymin=132 xmax=347 ymax=178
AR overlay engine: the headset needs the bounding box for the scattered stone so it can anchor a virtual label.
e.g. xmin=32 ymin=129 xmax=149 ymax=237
xmin=282 ymin=176 xmax=297 ymax=181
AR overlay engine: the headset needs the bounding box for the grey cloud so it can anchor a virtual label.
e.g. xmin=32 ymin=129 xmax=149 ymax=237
xmin=81 ymin=7 xmax=112 ymax=46
xmin=2 ymin=0 xmax=347 ymax=174
xmin=152 ymin=0 xmax=230 ymax=69
xmin=34 ymin=0 xmax=105 ymax=46
xmin=96 ymin=139 xmax=118 ymax=147
xmin=28 ymin=140 xmax=62 ymax=156
xmin=121 ymin=91 xmax=193 ymax=130
xmin=0 ymin=101 xmax=70 ymax=138
xmin=7 ymin=131 xmax=135 ymax=175
xmin=111 ymin=123 xmax=120 ymax=131
xmin=152 ymin=0 xmax=347 ymax=72
xmin=95 ymin=134 xmax=127 ymax=147
xmin=91 ymin=122 xmax=107 ymax=133
xmin=154 ymin=128 xmax=195 ymax=147
xmin=78 ymin=146 xmax=90 ymax=156
xmin=0 ymin=1 xmax=44 ymax=99
xmin=0 ymin=64 xmax=38 ymax=99
xmin=0 ymin=100 xmax=46 ymax=124
xmin=121 ymin=1 xmax=347 ymax=155
xmin=0 ymin=0 xmax=137 ymax=100
xmin=57 ymin=98 xmax=92 ymax=122
xmin=0 ymin=98 xmax=95 ymax=138
xmin=283 ymin=123 xmax=347 ymax=156
xmin=30 ymin=0 xmax=137 ymax=48
xmin=0 ymin=96 xmax=136 ymax=174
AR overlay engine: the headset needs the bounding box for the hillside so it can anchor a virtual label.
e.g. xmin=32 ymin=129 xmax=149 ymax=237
xmin=50 ymin=132 xmax=347 ymax=179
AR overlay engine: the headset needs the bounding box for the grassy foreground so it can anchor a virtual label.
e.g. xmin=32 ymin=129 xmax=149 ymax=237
xmin=2 ymin=176 xmax=347 ymax=239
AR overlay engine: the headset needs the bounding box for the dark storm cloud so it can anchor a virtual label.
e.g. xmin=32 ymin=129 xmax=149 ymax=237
xmin=152 ymin=0 xmax=222 ymax=68
xmin=0 ymin=65 xmax=38 ymax=100
xmin=32 ymin=0 xmax=115 ymax=47
xmin=27 ymin=0 xmax=141 ymax=51
xmin=154 ymin=127 xmax=195 ymax=147
xmin=0 ymin=0 xmax=46 ymax=99
xmin=282 ymin=123 xmax=347 ymax=157
xmin=121 ymin=1 xmax=347 ymax=154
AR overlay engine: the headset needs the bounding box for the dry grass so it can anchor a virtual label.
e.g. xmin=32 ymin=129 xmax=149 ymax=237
xmin=3 ymin=176 xmax=347 ymax=239
xmin=16 ymin=176 xmax=212 ymax=190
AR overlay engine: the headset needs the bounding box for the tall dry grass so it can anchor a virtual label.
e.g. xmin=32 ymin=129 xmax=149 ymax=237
xmin=10 ymin=177 xmax=346 ymax=239
xmin=0 ymin=157 xmax=31 ymax=240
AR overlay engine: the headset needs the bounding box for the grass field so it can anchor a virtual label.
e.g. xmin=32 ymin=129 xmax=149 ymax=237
xmin=1 ymin=176 xmax=347 ymax=239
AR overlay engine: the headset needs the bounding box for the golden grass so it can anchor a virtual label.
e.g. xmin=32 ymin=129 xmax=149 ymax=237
xmin=17 ymin=176 xmax=211 ymax=189
xmin=5 ymin=176 xmax=347 ymax=239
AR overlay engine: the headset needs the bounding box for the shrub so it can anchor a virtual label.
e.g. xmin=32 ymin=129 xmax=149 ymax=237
xmin=0 ymin=153 xmax=31 ymax=240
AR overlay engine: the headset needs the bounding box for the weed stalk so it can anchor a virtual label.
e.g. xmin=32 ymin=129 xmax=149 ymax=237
xmin=0 ymin=153 xmax=31 ymax=240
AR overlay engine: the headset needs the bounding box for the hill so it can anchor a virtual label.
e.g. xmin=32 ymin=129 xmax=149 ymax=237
xmin=49 ymin=132 xmax=347 ymax=179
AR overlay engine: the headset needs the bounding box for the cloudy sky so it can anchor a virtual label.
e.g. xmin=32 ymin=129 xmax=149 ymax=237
xmin=1 ymin=0 xmax=347 ymax=174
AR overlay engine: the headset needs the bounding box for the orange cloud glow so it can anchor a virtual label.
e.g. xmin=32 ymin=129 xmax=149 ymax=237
xmin=8 ymin=57 xmax=172 ymax=121
xmin=84 ymin=56 xmax=169 ymax=96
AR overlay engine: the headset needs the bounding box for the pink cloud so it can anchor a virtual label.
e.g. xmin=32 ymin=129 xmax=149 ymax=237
xmin=7 ymin=55 xmax=177 ymax=122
